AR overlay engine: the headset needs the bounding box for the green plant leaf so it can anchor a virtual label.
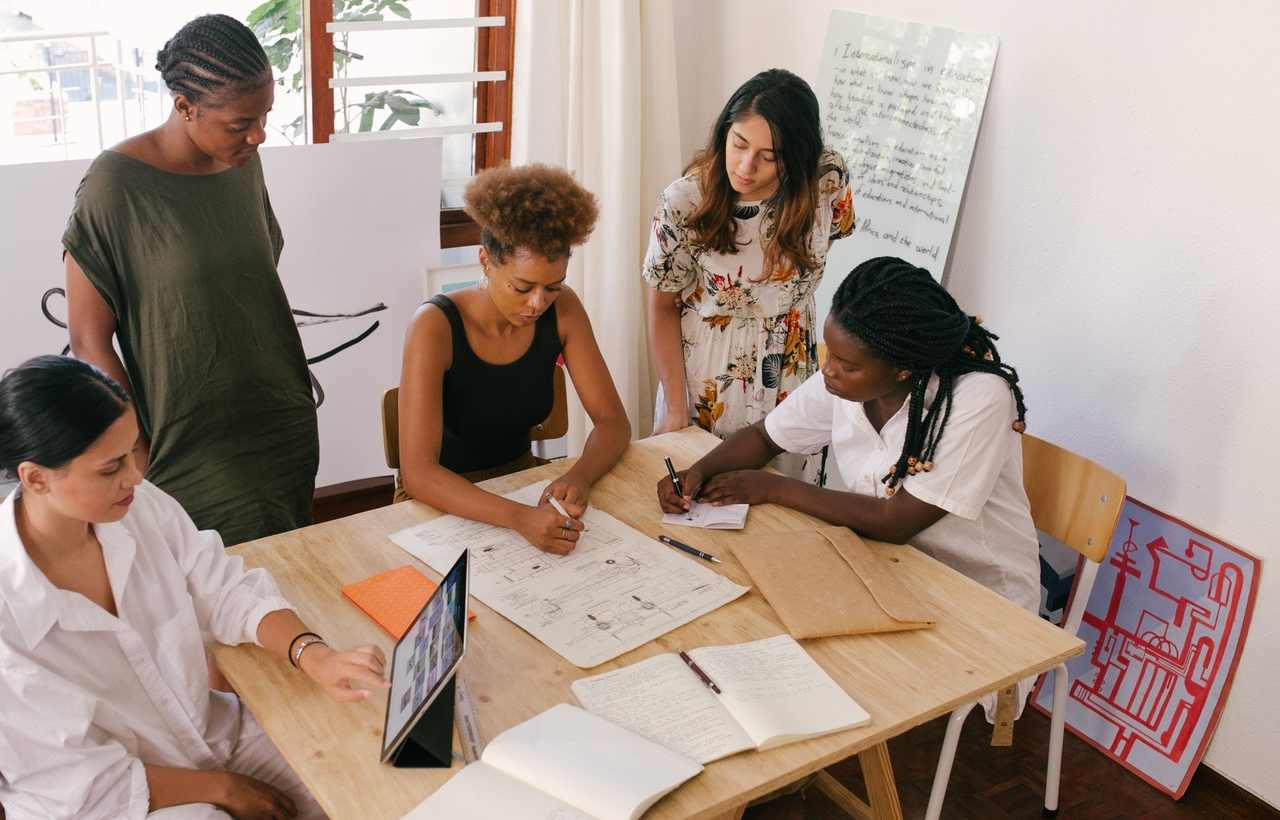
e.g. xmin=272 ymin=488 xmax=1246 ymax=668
xmin=386 ymin=1 xmax=412 ymax=18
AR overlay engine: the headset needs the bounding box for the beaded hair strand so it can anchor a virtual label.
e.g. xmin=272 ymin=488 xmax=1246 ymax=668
xmin=830 ymin=257 xmax=1028 ymax=496
xmin=155 ymin=14 xmax=271 ymax=105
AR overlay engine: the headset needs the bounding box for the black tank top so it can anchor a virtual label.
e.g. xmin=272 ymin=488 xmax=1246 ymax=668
xmin=429 ymin=294 xmax=563 ymax=474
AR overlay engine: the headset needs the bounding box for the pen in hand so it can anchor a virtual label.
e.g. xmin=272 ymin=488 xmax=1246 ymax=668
xmin=664 ymin=457 xmax=686 ymax=501
xmin=545 ymin=494 xmax=588 ymax=532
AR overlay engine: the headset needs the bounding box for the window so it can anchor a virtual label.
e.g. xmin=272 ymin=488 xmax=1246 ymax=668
xmin=0 ymin=0 xmax=515 ymax=245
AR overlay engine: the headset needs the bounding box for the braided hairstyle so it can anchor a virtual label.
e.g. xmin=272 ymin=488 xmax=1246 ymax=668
xmin=830 ymin=256 xmax=1027 ymax=496
xmin=155 ymin=14 xmax=271 ymax=105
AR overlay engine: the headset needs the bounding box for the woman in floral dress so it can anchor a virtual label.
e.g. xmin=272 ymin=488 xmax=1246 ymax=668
xmin=645 ymin=68 xmax=855 ymax=477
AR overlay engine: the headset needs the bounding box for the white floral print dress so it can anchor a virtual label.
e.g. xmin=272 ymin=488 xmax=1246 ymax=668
xmin=643 ymin=148 xmax=855 ymax=474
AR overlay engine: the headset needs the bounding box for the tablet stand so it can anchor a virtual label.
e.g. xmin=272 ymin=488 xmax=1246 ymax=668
xmin=389 ymin=677 xmax=456 ymax=768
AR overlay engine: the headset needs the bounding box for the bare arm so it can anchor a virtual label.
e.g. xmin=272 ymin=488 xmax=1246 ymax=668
xmin=542 ymin=288 xmax=631 ymax=504
xmin=658 ymin=421 xmax=947 ymax=544
xmin=66 ymin=252 xmax=150 ymax=469
xmin=65 ymin=253 xmax=130 ymax=393
xmin=648 ymin=288 xmax=690 ymax=435
xmin=145 ymin=765 xmax=297 ymax=818
xmin=398 ymin=305 xmax=583 ymax=554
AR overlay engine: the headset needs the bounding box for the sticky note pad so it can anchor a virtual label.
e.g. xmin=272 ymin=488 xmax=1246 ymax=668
xmin=342 ymin=565 xmax=474 ymax=639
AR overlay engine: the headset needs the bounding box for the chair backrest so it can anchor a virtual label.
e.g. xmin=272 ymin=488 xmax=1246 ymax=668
xmin=381 ymin=366 xmax=569 ymax=470
xmin=1021 ymin=434 xmax=1125 ymax=564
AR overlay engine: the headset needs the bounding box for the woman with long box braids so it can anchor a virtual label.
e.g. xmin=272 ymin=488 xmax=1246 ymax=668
xmin=658 ymin=256 xmax=1040 ymax=721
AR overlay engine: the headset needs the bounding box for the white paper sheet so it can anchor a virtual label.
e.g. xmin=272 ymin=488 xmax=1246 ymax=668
xmin=692 ymin=635 xmax=871 ymax=750
xmin=483 ymin=704 xmax=703 ymax=820
xmin=389 ymin=481 xmax=749 ymax=667
xmin=571 ymin=653 xmax=755 ymax=764
xmin=661 ymin=501 xmax=749 ymax=530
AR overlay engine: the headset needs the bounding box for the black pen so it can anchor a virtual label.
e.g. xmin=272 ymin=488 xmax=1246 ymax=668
xmin=664 ymin=456 xmax=685 ymax=499
xmin=658 ymin=534 xmax=721 ymax=564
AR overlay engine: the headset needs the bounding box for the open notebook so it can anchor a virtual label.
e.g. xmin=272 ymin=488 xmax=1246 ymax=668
xmin=660 ymin=501 xmax=749 ymax=530
xmin=402 ymin=704 xmax=701 ymax=820
xmin=571 ymin=635 xmax=869 ymax=764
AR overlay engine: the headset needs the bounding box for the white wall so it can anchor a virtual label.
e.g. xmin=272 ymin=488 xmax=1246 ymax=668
xmin=673 ymin=0 xmax=1280 ymax=806
xmin=1 ymin=139 xmax=440 ymax=490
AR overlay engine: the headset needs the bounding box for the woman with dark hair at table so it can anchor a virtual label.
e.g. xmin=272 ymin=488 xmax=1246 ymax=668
xmin=0 ymin=355 xmax=386 ymax=819
xmin=645 ymin=68 xmax=855 ymax=481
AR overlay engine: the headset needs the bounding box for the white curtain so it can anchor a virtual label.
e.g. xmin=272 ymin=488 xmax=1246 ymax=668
xmin=511 ymin=0 xmax=683 ymax=454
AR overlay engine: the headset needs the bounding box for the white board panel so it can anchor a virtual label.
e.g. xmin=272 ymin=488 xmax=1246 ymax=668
xmin=814 ymin=10 xmax=998 ymax=325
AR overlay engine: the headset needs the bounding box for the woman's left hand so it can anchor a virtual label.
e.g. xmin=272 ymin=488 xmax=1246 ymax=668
xmin=298 ymin=644 xmax=390 ymax=703
xmin=698 ymin=469 xmax=782 ymax=506
xmin=540 ymin=475 xmax=591 ymax=518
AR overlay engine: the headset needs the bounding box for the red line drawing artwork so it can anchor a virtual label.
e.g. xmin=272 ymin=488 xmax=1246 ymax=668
xmin=1032 ymin=497 xmax=1260 ymax=798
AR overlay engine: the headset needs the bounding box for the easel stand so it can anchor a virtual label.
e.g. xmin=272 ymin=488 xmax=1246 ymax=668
xmin=389 ymin=677 xmax=456 ymax=768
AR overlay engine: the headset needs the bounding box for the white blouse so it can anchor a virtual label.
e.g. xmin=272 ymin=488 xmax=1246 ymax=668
xmin=0 ymin=481 xmax=293 ymax=819
xmin=764 ymin=371 xmax=1041 ymax=613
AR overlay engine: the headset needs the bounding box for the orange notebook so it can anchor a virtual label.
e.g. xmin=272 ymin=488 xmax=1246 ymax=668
xmin=341 ymin=565 xmax=474 ymax=639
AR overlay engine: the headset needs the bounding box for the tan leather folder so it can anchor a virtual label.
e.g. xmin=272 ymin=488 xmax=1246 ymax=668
xmin=731 ymin=526 xmax=935 ymax=638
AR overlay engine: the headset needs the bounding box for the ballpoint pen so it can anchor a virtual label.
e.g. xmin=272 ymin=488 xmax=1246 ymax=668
xmin=664 ymin=456 xmax=685 ymax=499
xmin=657 ymin=534 xmax=721 ymax=564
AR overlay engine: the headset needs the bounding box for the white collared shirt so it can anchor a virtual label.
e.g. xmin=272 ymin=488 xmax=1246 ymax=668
xmin=0 ymin=480 xmax=294 ymax=819
xmin=765 ymin=371 xmax=1041 ymax=613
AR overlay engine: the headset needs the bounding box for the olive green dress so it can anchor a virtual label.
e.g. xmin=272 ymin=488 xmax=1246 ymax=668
xmin=62 ymin=150 xmax=319 ymax=545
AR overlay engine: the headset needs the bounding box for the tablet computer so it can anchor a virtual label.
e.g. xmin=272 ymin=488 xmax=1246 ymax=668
xmin=380 ymin=549 xmax=469 ymax=763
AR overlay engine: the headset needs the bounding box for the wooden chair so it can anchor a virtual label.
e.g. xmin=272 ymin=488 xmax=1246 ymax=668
xmin=381 ymin=364 xmax=569 ymax=471
xmin=924 ymin=434 xmax=1125 ymax=818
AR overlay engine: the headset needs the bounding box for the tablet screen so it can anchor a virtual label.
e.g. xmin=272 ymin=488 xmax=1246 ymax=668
xmin=381 ymin=549 xmax=468 ymax=758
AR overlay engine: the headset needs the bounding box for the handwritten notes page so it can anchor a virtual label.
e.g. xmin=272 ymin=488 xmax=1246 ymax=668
xmin=572 ymin=635 xmax=870 ymax=763
xmin=404 ymin=704 xmax=702 ymax=820
xmin=388 ymin=481 xmax=748 ymax=668
xmin=814 ymin=10 xmax=998 ymax=289
xmin=661 ymin=501 xmax=749 ymax=530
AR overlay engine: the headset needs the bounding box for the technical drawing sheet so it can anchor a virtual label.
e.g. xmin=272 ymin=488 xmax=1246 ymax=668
xmin=388 ymin=481 xmax=749 ymax=668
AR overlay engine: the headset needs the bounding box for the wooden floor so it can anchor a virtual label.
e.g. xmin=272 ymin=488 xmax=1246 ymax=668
xmin=744 ymin=706 xmax=1278 ymax=820
xmin=312 ymin=486 xmax=1277 ymax=820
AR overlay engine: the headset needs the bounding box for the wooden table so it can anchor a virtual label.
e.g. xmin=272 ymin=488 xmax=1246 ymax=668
xmin=213 ymin=429 xmax=1083 ymax=820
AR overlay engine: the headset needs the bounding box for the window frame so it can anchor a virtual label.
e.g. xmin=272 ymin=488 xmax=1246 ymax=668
xmin=303 ymin=0 xmax=516 ymax=249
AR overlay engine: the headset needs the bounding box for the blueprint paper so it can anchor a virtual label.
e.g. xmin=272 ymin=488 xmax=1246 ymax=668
xmin=1031 ymin=498 xmax=1260 ymax=798
xmin=389 ymin=482 xmax=749 ymax=668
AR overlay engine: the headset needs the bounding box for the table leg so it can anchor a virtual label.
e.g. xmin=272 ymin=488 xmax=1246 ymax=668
xmin=814 ymin=742 xmax=903 ymax=820
xmin=858 ymin=742 xmax=904 ymax=820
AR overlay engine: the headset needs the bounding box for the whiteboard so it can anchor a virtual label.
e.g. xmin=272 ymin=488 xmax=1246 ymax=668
xmin=0 ymin=138 xmax=440 ymax=488
xmin=814 ymin=10 xmax=998 ymax=326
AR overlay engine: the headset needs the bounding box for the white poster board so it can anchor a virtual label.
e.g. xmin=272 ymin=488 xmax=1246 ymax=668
xmin=0 ymin=138 xmax=440 ymax=490
xmin=262 ymin=139 xmax=440 ymax=487
xmin=814 ymin=11 xmax=998 ymax=322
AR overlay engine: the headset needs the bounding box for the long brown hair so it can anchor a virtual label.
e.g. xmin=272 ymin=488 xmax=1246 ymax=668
xmin=685 ymin=69 xmax=824 ymax=280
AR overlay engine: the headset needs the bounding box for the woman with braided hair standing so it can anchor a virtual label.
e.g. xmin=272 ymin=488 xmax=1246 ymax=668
xmin=63 ymin=14 xmax=318 ymax=546
xmin=657 ymin=256 xmax=1041 ymax=717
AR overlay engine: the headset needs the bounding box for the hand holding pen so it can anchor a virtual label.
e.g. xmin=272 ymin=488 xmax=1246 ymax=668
xmin=657 ymin=458 xmax=705 ymax=514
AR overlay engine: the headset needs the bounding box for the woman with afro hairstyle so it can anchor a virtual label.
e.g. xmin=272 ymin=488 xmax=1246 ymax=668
xmin=658 ymin=257 xmax=1041 ymax=718
xmin=62 ymin=14 xmax=317 ymax=547
xmin=398 ymin=165 xmax=630 ymax=555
